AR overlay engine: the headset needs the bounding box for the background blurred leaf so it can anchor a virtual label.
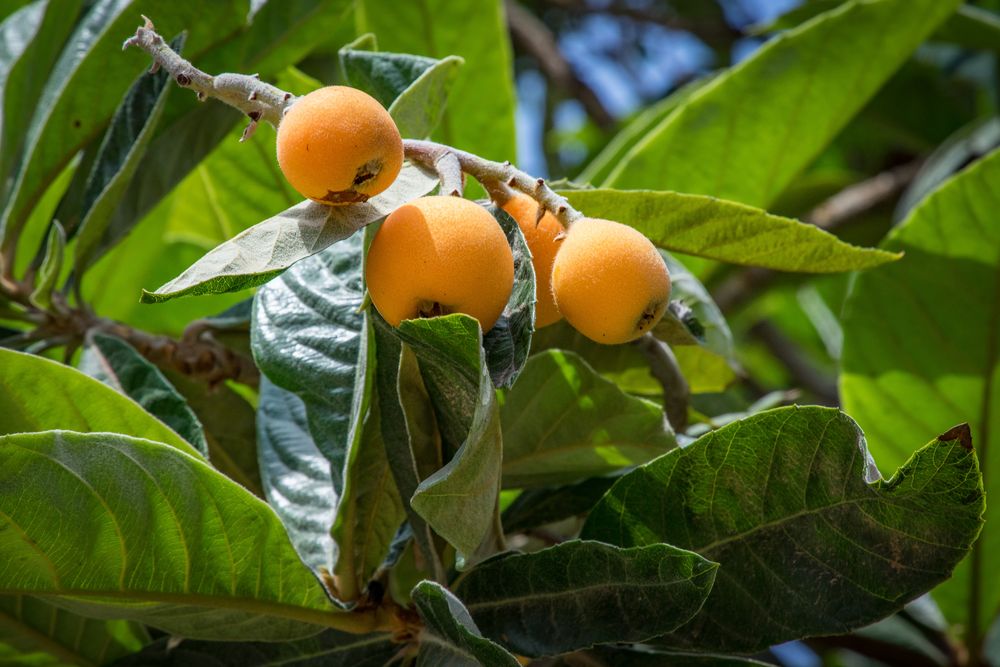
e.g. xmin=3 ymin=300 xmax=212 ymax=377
xmin=603 ymin=0 xmax=960 ymax=207
xmin=71 ymin=33 xmax=179 ymax=270
xmin=0 ymin=0 xmax=84 ymax=197
xmin=841 ymin=147 xmax=1000 ymax=640
xmin=583 ymin=407 xmax=984 ymax=653
xmin=356 ymin=0 xmax=516 ymax=165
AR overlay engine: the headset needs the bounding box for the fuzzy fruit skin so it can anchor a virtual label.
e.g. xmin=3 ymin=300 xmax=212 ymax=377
xmin=501 ymin=194 xmax=566 ymax=328
xmin=552 ymin=218 xmax=671 ymax=344
xmin=276 ymin=86 xmax=403 ymax=204
xmin=366 ymin=196 xmax=514 ymax=331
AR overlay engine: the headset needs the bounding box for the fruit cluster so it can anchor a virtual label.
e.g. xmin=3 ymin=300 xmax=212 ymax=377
xmin=276 ymin=86 xmax=671 ymax=345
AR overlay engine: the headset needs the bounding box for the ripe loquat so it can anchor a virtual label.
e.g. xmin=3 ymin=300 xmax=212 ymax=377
xmin=501 ymin=194 xmax=566 ymax=328
xmin=276 ymin=86 xmax=403 ymax=204
xmin=366 ymin=196 xmax=514 ymax=331
xmin=551 ymin=218 xmax=670 ymax=344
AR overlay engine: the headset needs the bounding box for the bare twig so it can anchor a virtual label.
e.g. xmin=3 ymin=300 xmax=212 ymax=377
xmin=634 ymin=333 xmax=690 ymax=430
xmin=122 ymin=16 xmax=293 ymax=130
xmin=403 ymin=139 xmax=583 ymax=228
xmin=505 ymin=0 xmax=614 ymax=129
xmin=712 ymin=160 xmax=922 ymax=313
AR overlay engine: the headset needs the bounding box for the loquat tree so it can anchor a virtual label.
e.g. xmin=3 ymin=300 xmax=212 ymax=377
xmin=0 ymin=1 xmax=996 ymax=666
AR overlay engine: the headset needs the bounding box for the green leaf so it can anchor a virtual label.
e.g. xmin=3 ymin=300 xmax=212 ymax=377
xmin=583 ymin=407 xmax=985 ymax=652
xmin=0 ymin=0 xmax=84 ymax=193
xmin=555 ymin=647 xmax=773 ymax=666
xmin=657 ymin=253 xmax=733 ymax=358
xmin=257 ymin=377 xmax=336 ymax=573
xmin=109 ymin=629 xmax=398 ymax=666
xmin=141 ymin=162 xmax=437 ymax=303
xmin=482 ymin=204 xmax=534 ymax=388
xmin=0 ymin=347 xmax=199 ymax=458
xmin=356 ymin=0 xmax=516 ymax=164
xmin=561 ymin=189 xmax=899 ymax=272
xmin=237 ymin=0 xmax=354 ymax=76
xmin=78 ymin=332 xmax=208 ymax=455
xmin=500 ymin=350 xmax=675 ymax=489
xmin=840 ymin=147 xmax=1000 ymax=639
xmin=0 ymin=0 xmax=248 ymax=257
xmin=388 ymin=55 xmax=463 ymax=140
xmin=603 ymin=0 xmax=960 ymax=207
xmin=500 ymin=474 xmax=619 ymax=534
xmin=394 ymin=315 xmax=503 ymax=562
xmin=71 ymin=33 xmax=180 ymax=270
xmin=577 ymin=74 xmax=714 ymax=186
xmin=340 ymin=49 xmax=442 ymax=108
xmin=27 ymin=220 xmax=64 ymax=309
xmin=411 ymin=581 xmax=519 ymax=667
xmin=370 ymin=312 xmax=446 ymax=582
xmin=0 ymin=430 xmax=353 ymax=640
xmin=453 ymin=540 xmax=718 ymax=657
xmin=330 ymin=395 xmax=407 ymax=602
xmin=0 ymin=595 xmax=147 ymax=667
xmin=164 ymin=370 xmax=262 ymax=496
xmin=252 ymin=233 xmax=367 ymax=478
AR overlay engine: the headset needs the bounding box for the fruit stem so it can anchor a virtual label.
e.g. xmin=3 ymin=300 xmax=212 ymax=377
xmin=403 ymin=139 xmax=584 ymax=228
xmin=122 ymin=16 xmax=293 ymax=129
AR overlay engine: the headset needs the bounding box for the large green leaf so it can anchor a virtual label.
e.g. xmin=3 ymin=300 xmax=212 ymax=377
xmin=411 ymin=581 xmax=519 ymax=667
xmin=71 ymin=34 xmax=180 ymax=270
xmin=0 ymin=595 xmax=147 ymax=667
xmin=388 ymin=56 xmax=463 ymax=140
xmin=603 ymin=0 xmax=960 ymax=207
xmin=330 ymin=396 xmax=407 ymax=602
xmin=79 ymin=332 xmax=208 ymax=455
xmin=0 ymin=430 xmax=362 ymax=640
xmin=257 ymin=377 xmax=336 ymax=573
xmin=583 ymin=407 xmax=985 ymax=652
xmin=142 ymin=163 xmax=437 ymax=303
xmin=577 ymin=76 xmax=714 ymax=186
xmin=0 ymin=347 xmax=198 ymax=458
xmin=0 ymin=0 xmax=248 ymax=257
xmin=252 ymin=233 xmax=367 ymax=478
xmin=0 ymin=0 xmax=83 ymax=195
xmin=109 ymin=629 xmax=398 ymax=666
xmin=841 ymin=148 xmax=1000 ymax=640
xmin=356 ymin=0 xmax=516 ymax=164
xmin=500 ymin=350 xmax=675 ymax=488
xmin=453 ymin=540 xmax=718 ymax=657
xmin=393 ymin=315 xmax=503 ymax=562
xmin=482 ymin=204 xmax=534 ymax=389
xmin=236 ymin=0 xmax=353 ymax=77
xmin=561 ymin=189 xmax=898 ymax=272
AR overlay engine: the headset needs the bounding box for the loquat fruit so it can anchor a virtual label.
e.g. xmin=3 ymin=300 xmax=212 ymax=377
xmin=366 ymin=196 xmax=514 ymax=331
xmin=501 ymin=194 xmax=566 ymax=328
xmin=276 ymin=86 xmax=403 ymax=204
xmin=551 ymin=218 xmax=670 ymax=344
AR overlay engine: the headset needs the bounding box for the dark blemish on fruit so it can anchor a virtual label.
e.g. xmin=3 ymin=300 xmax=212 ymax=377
xmin=353 ymin=159 xmax=383 ymax=187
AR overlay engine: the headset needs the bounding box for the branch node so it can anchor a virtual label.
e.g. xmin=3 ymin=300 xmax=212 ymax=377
xmin=175 ymin=73 xmax=190 ymax=86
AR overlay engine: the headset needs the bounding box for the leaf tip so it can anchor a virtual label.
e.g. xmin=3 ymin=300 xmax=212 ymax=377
xmin=139 ymin=289 xmax=163 ymax=304
xmin=938 ymin=423 xmax=973 ymax=451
